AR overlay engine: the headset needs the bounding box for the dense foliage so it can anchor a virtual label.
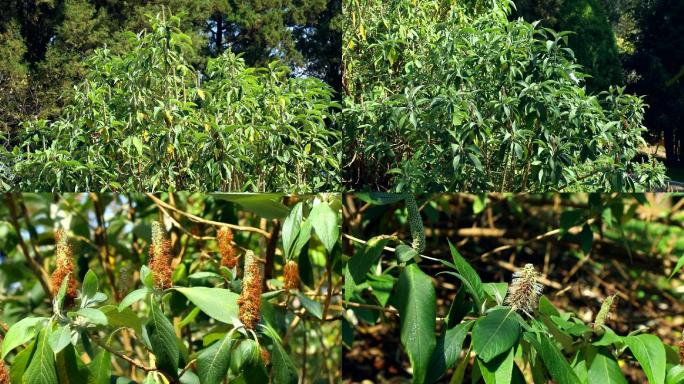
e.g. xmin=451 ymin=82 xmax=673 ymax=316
xmin=514 ymin=0 xmax=684 ymax=169
xmin=0 ymin=193 xmax=342 ymax=383
xmin=342 ymin=193 xmax=684 ymax=383
xmin=4 ymin=14 xmax=341 ymax=192
xmin=0 ymin=0 xmax=341 ymax=137
xmin=341 ymin=0 xmax=666 ymax=192
xmin=513 ymin=0 xmax=623 ymax=93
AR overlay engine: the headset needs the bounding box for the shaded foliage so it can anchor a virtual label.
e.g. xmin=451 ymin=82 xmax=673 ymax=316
xmin=513 ymin=0 xmax=623 ymax=93
xmin=342 ymin=193 xmax=684 ymax=383
xmin=340 ymin=0 xmax=665 ymax=192
xmin=626 ymin=0 xmax=684 ymax=167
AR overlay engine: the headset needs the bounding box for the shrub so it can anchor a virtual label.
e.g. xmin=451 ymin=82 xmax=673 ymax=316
xmin=340 ymin=0 xmax=666 ymax=192
xmin=0 ymin=193 xmax=342 ymax=383
xmin=8 ymin=13 xmax=341 ymax=192
xmin=343 ymin=193 xmax=684 ymax=383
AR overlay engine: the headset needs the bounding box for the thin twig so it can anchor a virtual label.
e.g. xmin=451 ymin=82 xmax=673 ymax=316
xmin=5 ymin=193 xmax=52 ymax=297
xmin=145 ymin=193 xmax=270 ymax=238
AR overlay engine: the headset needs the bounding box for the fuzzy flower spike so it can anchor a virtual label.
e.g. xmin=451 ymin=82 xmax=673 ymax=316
xmin=149 ymin=221 xmax=173 ymax=290
xmin=0 ymin=357 xmax=7 ymax=384
xmin=505 ymin=263 xmax=543 ymax=314
xmin=0 ymin=335 xmax=8 ymax=384
xmin=51 ymin=229 xmax=79 ymax=303
xmin=283 ymin=260 xmax=300 ymax=290
xmin=217 ymin=227 xmax=237 ymax=269
xmin=238 ymin=250 xmax=263 ymax=330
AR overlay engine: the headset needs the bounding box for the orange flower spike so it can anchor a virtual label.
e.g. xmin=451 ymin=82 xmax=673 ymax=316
xmin=218 ymin=227 xmax=237 ymax=269
xmin=283 ymin=260 xmax=300 ymax=290
xmin=149 ymin=221 xmax=173 ymax=290
xmin=0 ymin=358 xmax=8 ymax=384
xmin=0 ymin=335 xmax=7 ymax=384
xmin=238 ymin=250 xmax=263 ymax=330
xmin=51 ymin=229 xmax=78 ymax=302
xmin=260 ymin=346 xmax=270 ymax=366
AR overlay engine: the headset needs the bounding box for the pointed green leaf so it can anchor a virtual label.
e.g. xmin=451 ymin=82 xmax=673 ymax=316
xmin=587 ymin=347 xmax=627 ymax=384
xmin=25 ymin=328 xmax=58 ymax=384
xmin=2 ymin=317 xmax=47 ymax=358
xmin=88 ymin=350 xmax=111 ymax=384
xmin=426 ymin=320 xmax=473 ymax=384
xmin=82 ymin=270 xmax=99 ymax=300
xmin=524 ymin=332 xmax=581 ymax=384
xmin=309 ymin=202 xmax=339 ymax=253
xmin=262 ymin=325 xmax=298 ymax=384
xmin=118 ymin=288 xmax=150 ymax=311
xmin=197 ymin=334 xmax=233 ymax=384
xmin=170 ymin=287 xmax=239 ymax=324
xmin=394 ymin=263 xmax=436 ymax=384
xmin=146 ymin=303 xmax=179 ymax=379
xmin=472 ymin=308 xmax=520 ymax=363
xmin=480 ymin=347 xmax=515 ymax=384
xmin=625 ymin=334 xmax=666 ymax=384
xmin=295 ymin=291 xmax=323 ymax=320
xmin=447 ymin=241 xmax=484 ymax=311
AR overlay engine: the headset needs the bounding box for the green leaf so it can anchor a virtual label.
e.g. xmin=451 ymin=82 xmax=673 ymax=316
xmin=170 ymin=287 xmax=239 ymax=324
xmin=426 ymin=320 xmax=473 ymax=384
xmin=146 ymin=302 xmax=179 ymax=379
xmin=231 ymin=339 xmax=261 ymax=372
xmin=666 ymin=365 xmax=684 ymax=384
xmin=82 ymin=270 xmax=98 ymax=300
xmin=346 ymin=235 xmax=391 ymax=284
xmin=87 ymin=350 xmax=111 ymax=384
xmin=625 ymin=334 xmax=666 ymax=384
xmin=10 ymin=340 xmax=35 ymax=383
xmin=396 ymin=244 xmax=418 ymax=262
xmin=579 ymin=224 xmax=593 ymax=253
xmin=309 ymin=202 xmax=339 ymax=253
xmin=524 ymin=332 xmax=581 ymax=384
xmin=367 ymin=274 xmax=396 ymax=307
xmin=282 ymin=202 xmax=303 ymax=259
xmin=472 ymin=308 xmax=520 ymax=363
xmin=447 ymin=241 xmax=484 ymax=311
xmin=48 ymin=325 xmax=72 ymax=354
xmin=71 ymin=308 xmax=108 ymax=326
xmin=140 ymin=266 xmax=155 ymax=290
xmin=670 ymin=255 xmax=684 ymax=279
xmin=344 ymin=235 xmax=392 ymax=301
xmin=2 ymin=316 xmax=47 ymax=358
xmin=538 ymin=295 xmax=561 ymax=317
xmin=394 ymin=263 xmax=436 ymax=384
xmin=587 ymin=347 xmax=627 ymax=384
xmin=295 ymin=291 xmax=323 ymax=320
xmin=197 ymin=334 xmax=233 ymax=384
xmin=100 ymin=305 xmax=144 ymax=335
xmin=24 ymin=328 xmax=58 ymax=384
xmin=480 ymin=347 xmax=515 ymax=384
xmin=55 ymin=344 xmax=90 ymax=384
xmin=212 ymin=194 xmax=288 ymax=219
xmin=118 ymin=288 xmax=150 ymax=311
xmin=262 ymin=324 xmax=298 ymax=384
xmin=560 ymin=210 xmax=583 ymax=234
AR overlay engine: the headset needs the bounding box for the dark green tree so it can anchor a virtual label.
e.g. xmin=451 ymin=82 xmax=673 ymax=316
xmin=627 ymin=0 xmax=684 ymax=167
xmin=513 ymin=0 xmax=623 ymax=93
xmin=0 ymin=0 xmax=341 ymax=144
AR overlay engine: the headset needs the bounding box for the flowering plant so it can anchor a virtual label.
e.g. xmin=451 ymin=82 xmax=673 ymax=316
xmin=0 ymin=193 xmax=341 ymax=383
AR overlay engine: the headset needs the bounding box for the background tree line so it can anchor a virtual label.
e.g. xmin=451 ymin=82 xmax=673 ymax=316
xmin=0 ymin=0 xmax=342 ymax=146
xmin=512 ymin=0 xmax=684 ymax=169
